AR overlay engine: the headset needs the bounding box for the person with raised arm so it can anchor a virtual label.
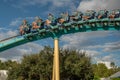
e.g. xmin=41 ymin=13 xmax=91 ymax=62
xmin=32 ymin=16 xmax=43 ymax=30
xmin=82 ymin=10 xmax=95 ymax=20
xmin=48 ymin=13 xmax=57 ymax=26
xmin=57 ymin=12 xmax=70 ymax=27
xmin=70 ymin=11 xmax=83 ymax=21
xmin=19 ymin=19 xmax=30 ymax=35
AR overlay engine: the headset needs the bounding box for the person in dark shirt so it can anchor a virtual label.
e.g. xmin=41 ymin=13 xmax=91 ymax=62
xmin=97 ymin=10 xmax=108 ymax=19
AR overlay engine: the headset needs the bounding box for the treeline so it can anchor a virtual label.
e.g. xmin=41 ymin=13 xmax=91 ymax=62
xmin=0 ymin=46 xmax=119 ymax=80
xmin=92 ymin=63 xmax=120 ymax=79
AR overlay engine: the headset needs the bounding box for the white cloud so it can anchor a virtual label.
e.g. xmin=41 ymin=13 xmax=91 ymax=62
xmin=7 ymin=30 xmax=18 ymax=36
xmin=0 ymin=42 xmax=43 ymax=61
xmin=0 ymin=27 xmax=6 ymax=30
xmin=10 ymin=19 xmax=21 ymax=27
xmin=78 ymin=49 xmax=104 ymax=65
xmin=11 ymin=56 xmax=22 ymax=63
xmin=60 ymin=30 xmax=120 ymax=66
xmin=93 ymin=54 xmax=115 ymax=63
xmin=0 ymin=30 xmax=18 ymax=40
xmin=77 ymin=0 xmax=120 ymax=11
xmin=102 ymin=55 xmax=113 ymax=61
xmin=18 ymin=42 xmax=44 ymax=54
xmin=0 ymin=58 xmax=7 ymax=62
xmin=9 ymin=17 xmax=34 ymax=27
xmin=85 ymin=50 xmax=100 ymax=57
xmin=60 ymin=31 xmax=111 ymax=49
xmin=9 ymin=0 xmax=77 ymax=14
xmin=16 ymin=0 xmax=73 ymax=7
xmin=103 ymin=41 xmax=120 ymax=52
xmin=87 ymin=41 xmax=120 ymax=52
xmin=96 ymin=54 xmax=119 ymax=65
xmin=0 ymin=27 xmax=10 ymax=31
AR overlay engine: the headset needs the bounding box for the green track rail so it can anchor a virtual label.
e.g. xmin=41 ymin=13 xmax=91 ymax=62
xmin=0 ymin=18 xmax=120 ymax=52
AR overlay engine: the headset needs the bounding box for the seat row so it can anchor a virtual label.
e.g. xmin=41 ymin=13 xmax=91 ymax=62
xmin=19 ymin=9 xmax=120 ymax=35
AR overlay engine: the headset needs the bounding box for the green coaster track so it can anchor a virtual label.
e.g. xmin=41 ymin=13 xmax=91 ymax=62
xmin=0 ymin=14 xmax=120 ymax=52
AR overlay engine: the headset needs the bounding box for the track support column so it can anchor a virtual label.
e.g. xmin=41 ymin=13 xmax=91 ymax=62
xmin=52 ymin=53 xmax=55 ymax=80
xmin=52 ymin=38 xmax=60 ymax=80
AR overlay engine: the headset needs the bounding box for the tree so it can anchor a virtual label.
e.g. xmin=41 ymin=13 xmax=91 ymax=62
xmin=111 ymin=62 xmax=115 ymax=67
xmin=8 ymin=46 xmax=94 ymax=80
xmin=92 ymin=62 xmax=120 ymax=79
xmin=0 ymin=60 xmax=18 ymax=70
xmin=8 ymin=46 xmax=53 ymax=80
xmin=60 ymin=49 xmax=94 ymax=80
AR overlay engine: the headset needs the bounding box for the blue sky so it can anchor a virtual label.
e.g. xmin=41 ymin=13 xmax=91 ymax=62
xmin=0 ymin=0 xmax=120 ymax=66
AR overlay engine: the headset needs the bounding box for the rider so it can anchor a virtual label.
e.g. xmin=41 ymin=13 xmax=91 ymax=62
xmin=61 ymin=12 xmax=69 ymax=23
xmin=108 ymin=10 xmax=116 ymax=19
xmin=114 ymin=9 xmax=120 ymax=18
xmin=97 ymin=9 xmax=108 ymax=19
xmin=36 ymin=17 xmax=44 ymax=29
xmin=70 ymin=11 xmax=83 ymax=21
xmin=82 ymin=10 xmax=96 ymax=20
xmin=57 ymin=12 xmax=69 ymax=26
xmin=44 ymin=19 xmax=52 ymax=30
xmin=32 ymin=16 xmax=43 ymax=30
xmin=19 ymin=25 xmax=24 ymax=35
xmin=19 ymin=19 xmax=30 ymax=35
xmin=48 ymin=13 xmax=56 ymax=25
xmin=45 ymin=13 xmax=58 ymax=30
xmin=108 ymin=9 xmax=120 ymax=19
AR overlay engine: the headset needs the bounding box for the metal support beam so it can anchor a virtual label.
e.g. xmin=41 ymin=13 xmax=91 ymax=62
xmin=52 ymin=53 xmax=55 ymax=80
xmin=52 ymin=38 xmax=60 ymax=80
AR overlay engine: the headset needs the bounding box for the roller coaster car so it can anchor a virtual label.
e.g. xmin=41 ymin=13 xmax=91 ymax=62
xmin=77 ymin=21 xmax=84 ymax=28
xmin=89 ymin=19 xmax=97 ymax=27
xmin=50 ymin=25 xmax=59 ymax=33
xmin=100 ymin=18 xmax=109 ymax=30
xmin=24 ymin=33 xmax=33 ymax=40
xmin=101 ymin=18 xmax=109 ymax=26
xmin=39 ymin=28 xmax=47 ymax=36
xmin=44 ymin=22 xmax=59 ymax=33
xmin=108 ymin=19 xmax=116 ymax=26
xmin=114 ymin=18 xmax=120 ymax=28
xmin=63 ymin=22 xmax=72 ymax=27
xmin=57 ymin=22 xmax=71 ymax=31
xmin=63 ymin=22 xmax=72 ymax=28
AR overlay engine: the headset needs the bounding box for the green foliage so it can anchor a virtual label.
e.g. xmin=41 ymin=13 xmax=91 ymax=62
xmin=112 ymin=78 xmax=120 ymax=80
xmin=8 ymin=46 xmax=53 ymax=80
xmin=60 ymin=49 xmax=94 ymax=80
xmin=92 ymin=63 xmax=120 ymax=78
xmin=0 ymin=46 xmax=119 ymax=80
xmin=93 ymin=76 xmax=100 ymax=80
xmin=7 ymin=46 xmax=94 ymax=80
xmin=0 ymin=60 xmax=18 ymax=70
